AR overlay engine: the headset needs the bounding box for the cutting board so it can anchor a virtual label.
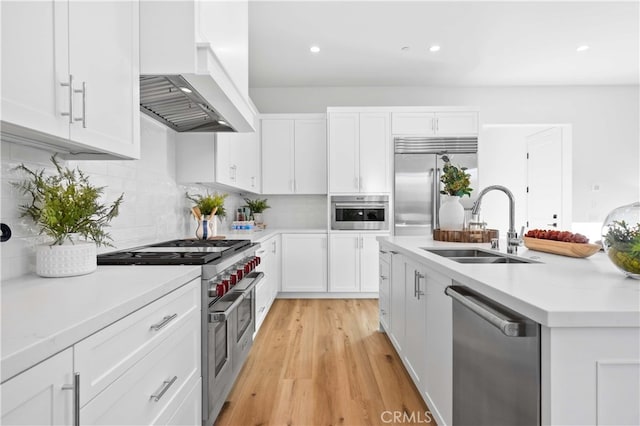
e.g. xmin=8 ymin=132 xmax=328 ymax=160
xmin=523 ymin=237 xmax=601 ymax=258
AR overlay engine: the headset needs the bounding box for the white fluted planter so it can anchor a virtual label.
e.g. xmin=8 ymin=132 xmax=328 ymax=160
xmin=36 ymin=237 xmax=97 ymax=278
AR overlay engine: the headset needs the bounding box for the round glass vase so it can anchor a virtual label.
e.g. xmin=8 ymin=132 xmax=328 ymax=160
xmin=439 ymin=195 xmax=465 ymax=230
xmin=601 ymin=202 xmax=640 ymax=279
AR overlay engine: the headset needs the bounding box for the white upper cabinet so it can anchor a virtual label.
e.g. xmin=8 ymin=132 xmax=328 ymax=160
xmin=328 ymin=111 xmax=391 ymax=194
xmin=262 ymin=119 xmax=295 ymax=194
xmin=391 ymin=111 xmax=478 ymax=136
xmin=261 ymin=115 xmax=327 ymax=195
xmin=1 ymin=1 xmax=140 ymax=159
xmin=294 ymin=119 xmax=327 ymax=194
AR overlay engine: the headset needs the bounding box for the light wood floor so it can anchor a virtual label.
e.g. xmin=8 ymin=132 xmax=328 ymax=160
xmin=215 ymin=299 xmax=433 ymax=426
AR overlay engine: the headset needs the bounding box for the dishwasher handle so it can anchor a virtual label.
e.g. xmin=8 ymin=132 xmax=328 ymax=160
xmin=445 ymin=286 xmax=530 ymax=337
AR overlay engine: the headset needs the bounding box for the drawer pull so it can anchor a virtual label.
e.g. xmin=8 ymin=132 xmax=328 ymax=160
xmin=380 ymin=275 xmax=388 ymax=280
xmin=150 ymin=376 xmax=177 ymax=402
xmin=149 ymin=313 xmax=178 ymax=331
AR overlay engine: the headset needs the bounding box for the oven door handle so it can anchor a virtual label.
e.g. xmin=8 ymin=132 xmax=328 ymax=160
xmin=334 ymin=203 xmax=388 ymax=208
xmin=208 ymin=272 xmax=265 ymax=323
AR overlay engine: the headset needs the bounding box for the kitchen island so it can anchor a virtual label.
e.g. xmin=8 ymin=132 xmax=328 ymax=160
xmin=378 ymin=236 xmax=640 ymax=426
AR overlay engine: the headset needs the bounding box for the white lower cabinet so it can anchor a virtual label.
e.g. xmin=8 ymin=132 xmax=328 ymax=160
xmin=389 ymin=251 xmax=406 ymax=353
xmin=329 ymin=233 xmax=383 ymax=293
xmin=255 ymin=235 xmax=281 ymax=333
xmin=281 ymin=233 xmax=327 ymax=292
xmin=402 ymin=259 xmax=427 ymax=389
xmin=80 ymin=310 xmax=200 ymax=425
xmin=378 ymin=250 xmax=391 ymax=331
xmin=423 ymin=267 xmax=452 ymax=426
xmin=0 ymin=279 xmax=202 ymax=426
xmin=1 ymin=348 xmax=74 ymax=426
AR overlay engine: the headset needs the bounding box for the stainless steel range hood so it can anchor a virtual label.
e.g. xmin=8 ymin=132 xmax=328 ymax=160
xmin=140 ymin=75 xmax=234 ymax=132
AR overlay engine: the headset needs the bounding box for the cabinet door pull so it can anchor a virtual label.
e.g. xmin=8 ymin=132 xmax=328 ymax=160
xmin=73 ymin=81 xmax=87 ymax=128
xmin=149 ymin=313 xmax=178 ymax=331
xmin=390 ymin=250 xmax=398 ymax=255
xmin=271 ymin=241 xmax=276 ymax=254
xmin=414 ymin=270 xmax=419 ymax=298
xmin=380 ymin=250 xmax=388 ymax=254
xmin=150 ymin=376 xmax=178 ymax=402
xmin=380 ymin=275 xmax=388 ymax=280
xmin=416 ymin=273 xmax=425 ymax=300
xmin=62 ymin=372 xmax=80 ymax=426
xmin=435 ymin=118 xmax=439 ymax=132
xmin=60 ymin=75 xmax=74 ymax=124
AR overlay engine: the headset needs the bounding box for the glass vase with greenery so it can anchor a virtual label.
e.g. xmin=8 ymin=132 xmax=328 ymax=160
xmin=12 ymin=156 xmax=123 ymax=246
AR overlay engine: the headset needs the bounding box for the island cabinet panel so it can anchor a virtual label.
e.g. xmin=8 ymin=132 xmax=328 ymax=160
xmin=423 ymin=267 xmax=453 ymax=426
xmin=402 ymin=259 xmax=427 ymax=389
xmin=378 ymin=251 xmax=391 ymax=330
xmin=1 ymin=348 xmax=73 ymax=426
xmin=542 ymin=327 xmax=640 ymax=426
xmin=388 ymin=251 xmax=406 ymax=353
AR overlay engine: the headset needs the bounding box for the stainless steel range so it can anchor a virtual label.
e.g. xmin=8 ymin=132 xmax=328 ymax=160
xmin=97 ymin=239 xmax=264 ymax=426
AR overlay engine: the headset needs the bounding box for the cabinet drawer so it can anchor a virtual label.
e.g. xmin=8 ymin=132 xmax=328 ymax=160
xmin=80 ymin=309 xmax=201 ymax=425
xmin=162 ymin=377 xmax=202 ymax=426
xmin=75 ymin=278 xmax=200 ymax=406
xmin=255 ymin=278 xmax=270 ymax=333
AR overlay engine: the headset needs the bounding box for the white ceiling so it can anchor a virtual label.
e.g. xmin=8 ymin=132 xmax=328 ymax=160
xmin=248 ymin=1 xmax=640 ymax=88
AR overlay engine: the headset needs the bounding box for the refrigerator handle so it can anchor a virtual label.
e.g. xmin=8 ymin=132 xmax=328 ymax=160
xmin=432 ymin=168 xmax=441 ymax=230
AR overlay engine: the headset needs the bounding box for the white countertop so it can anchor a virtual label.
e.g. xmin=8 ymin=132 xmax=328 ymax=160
xmin=1 ymin=265 xmax=201 ymax=383
xmin=378 ymin=236 xmax=640 ymax=328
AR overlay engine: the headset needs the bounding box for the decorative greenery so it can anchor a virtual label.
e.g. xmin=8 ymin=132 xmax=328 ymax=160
xmin=243 ymin=198 xmax=270 ymax=214
xmin=603 ymin=220 xmax=640 ymax=274
xmin=186 ymin=191 xmax=227 ymax=217
xmin=12 ymin=155 xmax=123 ymax=246
xmin=440 ymin=162 xmax=473 ymax=197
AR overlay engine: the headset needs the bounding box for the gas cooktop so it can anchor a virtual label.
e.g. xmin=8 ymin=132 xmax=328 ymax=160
xmin=97 ymin=239 xmax=253 ymax=265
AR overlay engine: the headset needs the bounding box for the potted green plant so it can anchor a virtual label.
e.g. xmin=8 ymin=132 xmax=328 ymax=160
xmin=243 ymin=198 xmax=270 ymax=224
xmin=186 ymin=191 xmax=227 ymax=239
xmin=439 ymin=162 xmax=473 ymax=230
xmin=12 ymin=156 xmax=123 ymax=277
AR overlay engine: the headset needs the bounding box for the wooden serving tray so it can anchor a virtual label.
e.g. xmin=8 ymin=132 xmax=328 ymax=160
xmin=433 ymin=228 xmax=499 ymax=243
xmin=523 ymin=237 xmax=601 ymax=258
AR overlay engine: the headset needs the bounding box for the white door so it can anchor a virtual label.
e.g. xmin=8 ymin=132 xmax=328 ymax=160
xmin=294 ymin=119 xmax=327 ymax=194
xmin=1 ymin=348 xmax=73 ymax=426
xmin=389 ymin=253 xmax=406 ymax=353
xmin=1 ymin=1 xmax=70 ymax=140
xmin=281 ymin=234 xmax=327 ymax=292
xmin=262 ymin=119 xmax=295 ymax=194
xmin=328 ymin=234 xmax=360 ymax=292
xmin=329 ymin=113 xmax=359 ymax=193
xmin=424 ymin=267 xmax=453 ymax=425
xmin=435 ymin=112 xmax=478 ymax=136
xmin=360 ymin=234 xmax=382 ymax=292
xmin=68 ymin=1 xmax=140 ymax=159
xmin=359 ymin=113 xmax=391 ymax=193
xmin=403 ymin=261 xmax=427 ymax=388
xmin=526 ymin=127 xmax=565 ymax=229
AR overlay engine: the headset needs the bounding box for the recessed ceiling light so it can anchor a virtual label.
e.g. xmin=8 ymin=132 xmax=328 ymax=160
xmin=310 ymin=46 xmax=320 ymax=53
xmin=576 ymin=45 xmax=590 ymax=52
xmin=401 ymin=46 xmax=410 ymax=52
xmin=429 ymin=45 xmax=441 ymax=52
xmin=179 ymin=87 xmax=192 ymax=93
xmin=218 ymin=120 xmax=228 ymax=126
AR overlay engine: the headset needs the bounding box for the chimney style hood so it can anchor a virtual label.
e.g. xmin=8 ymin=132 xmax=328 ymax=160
xmin=139 ymin=2 xmax=255 ymax=133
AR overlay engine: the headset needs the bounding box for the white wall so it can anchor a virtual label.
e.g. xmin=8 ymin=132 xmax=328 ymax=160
xmin=250 ymin=85 xmax=640 ymax=225
xmin=0 ymin=116 xmax=244 ymax=281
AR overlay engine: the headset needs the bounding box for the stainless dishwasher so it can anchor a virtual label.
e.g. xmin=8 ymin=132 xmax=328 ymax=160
xmin=445 ymin=285 xmax=540 ymax=426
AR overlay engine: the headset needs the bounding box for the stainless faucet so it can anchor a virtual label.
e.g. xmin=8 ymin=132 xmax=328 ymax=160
xmin=471 ymin=185 xmax=523 ymax=253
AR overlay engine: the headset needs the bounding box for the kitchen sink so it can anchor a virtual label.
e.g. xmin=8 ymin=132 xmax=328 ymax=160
xmin=422 ymin=248 xmax=539 ymax=264
xmin=422 ymin=249 xmax=502 ymax=258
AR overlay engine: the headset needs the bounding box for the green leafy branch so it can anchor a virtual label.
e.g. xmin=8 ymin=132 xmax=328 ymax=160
xmin=12 ymin=155 xmax=123 ymax=246
xmin=186 ymin=191 xmax=227 ymax=217
xmin=440 ymin=162 xmax=473 ymax=197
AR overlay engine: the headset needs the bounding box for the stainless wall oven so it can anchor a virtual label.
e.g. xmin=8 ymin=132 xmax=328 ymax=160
xmin=331 ymin=195 xmax=389 ymax=230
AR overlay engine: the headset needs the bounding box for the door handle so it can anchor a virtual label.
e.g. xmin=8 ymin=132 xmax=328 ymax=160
xmin=73 ymin=81 xmax=87 ymax=128
xmin=60 ymin=75 xmax=74 ymax=124
xmin=62 ymin=373 xmax=80 ymax=426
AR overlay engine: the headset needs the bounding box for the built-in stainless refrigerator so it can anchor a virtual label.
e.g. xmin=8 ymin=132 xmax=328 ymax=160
xmin=394 ymin=137 xmax=478 ymax=236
